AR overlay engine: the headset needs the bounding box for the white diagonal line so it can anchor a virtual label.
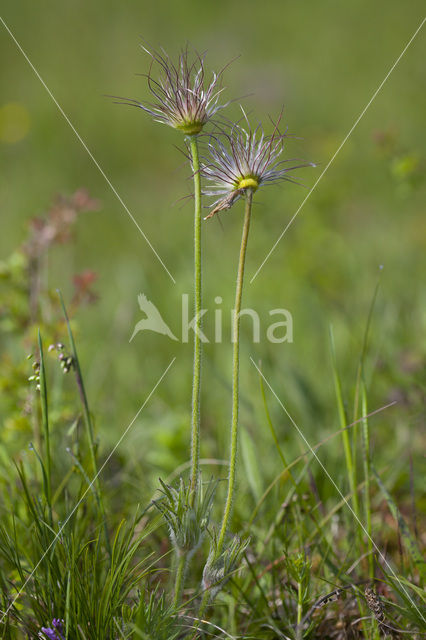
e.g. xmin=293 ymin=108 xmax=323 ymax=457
xmin=0 ymin=357 xmax=176 ymax=623
xmin=250 ymin=357 xmax=425 ymax=622
xmin=250 ymin=15 xmax=426 ymax=283
xmin=0 ymin=16 xmax=176 ymax=284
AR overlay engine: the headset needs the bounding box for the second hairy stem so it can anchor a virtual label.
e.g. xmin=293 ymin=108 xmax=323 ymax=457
xmin=217 ymin=189 xmax=253 ymax=552
xmin=189 ymin=135 xmax=202 ymax=495
xmin=173 ymin=553 xmax=188 ymax=608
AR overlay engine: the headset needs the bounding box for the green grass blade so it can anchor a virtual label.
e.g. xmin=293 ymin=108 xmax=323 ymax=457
xmin=361 ymin=381 xmax=374 ymax=579
xmin=240 ymin=426 xmax=263 ymax=501
xmin=37 ymin=331 xmax=52 ymax=509
xmin=57 ymin=289 xmax=111 ymax=560
xmin=373 ymin=466 xmax=425 ymax=583
xmin=329 ymin=326 xmax=360 ymax=525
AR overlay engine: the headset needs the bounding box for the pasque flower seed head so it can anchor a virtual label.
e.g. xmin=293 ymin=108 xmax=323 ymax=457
xmin=202 ymin=109 xmax=316 ymax=217
xmin=112 ymin=45 xmax=230 ymax=135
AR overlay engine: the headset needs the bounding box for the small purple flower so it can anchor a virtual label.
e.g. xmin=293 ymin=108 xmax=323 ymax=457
xmin=201 ymin=110 xmax=315 ymax=217
xmin=111 ymin=46 xmax=230 ymax=135
xmin=39 ymin=618 xmax=65 ymax=640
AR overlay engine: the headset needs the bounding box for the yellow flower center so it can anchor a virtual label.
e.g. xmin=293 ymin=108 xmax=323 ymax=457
xmin=176 ymin=121 xmax=204 ymax=135
xmin=237 ymin=177 xmax=259 ymax=191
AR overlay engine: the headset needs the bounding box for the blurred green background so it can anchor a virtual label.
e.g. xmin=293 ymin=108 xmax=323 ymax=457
xmin=1 ymin=1 xmax=425 ymax=506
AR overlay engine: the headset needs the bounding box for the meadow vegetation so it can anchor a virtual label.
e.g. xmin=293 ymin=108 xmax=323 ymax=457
xmin=0 ymin=4 xmax=425 ymax=638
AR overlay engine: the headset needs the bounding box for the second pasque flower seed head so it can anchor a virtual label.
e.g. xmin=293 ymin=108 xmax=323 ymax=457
xmin=202 ymin=111 xmax=316 ymax=217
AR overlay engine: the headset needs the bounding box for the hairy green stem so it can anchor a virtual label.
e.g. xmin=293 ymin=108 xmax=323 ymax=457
xmin=173 ymin=553 xmax=188 ymax=609
xmin=188 ymin=135 xmax=202 ymax=496
xmin=172 ymin=136 xmax=202 ymax=608
xmin=191 ymin=590 xmax=210 ymax=640
xmin=217 ymin=190 xmax=253 ymax=552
